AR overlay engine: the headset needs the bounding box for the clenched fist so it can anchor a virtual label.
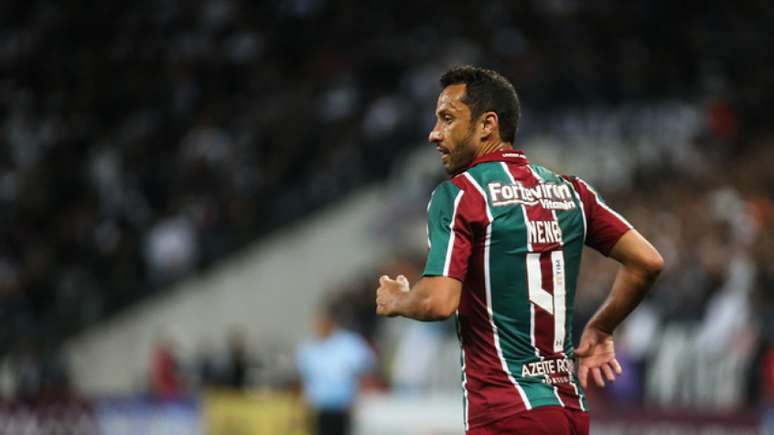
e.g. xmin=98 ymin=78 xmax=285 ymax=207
xmin=375 ymin=274 xmax=410 ymax=316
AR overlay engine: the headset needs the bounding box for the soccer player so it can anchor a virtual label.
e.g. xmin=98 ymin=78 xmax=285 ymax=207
xmin=375 ymin=65 xmax=663 ymax=434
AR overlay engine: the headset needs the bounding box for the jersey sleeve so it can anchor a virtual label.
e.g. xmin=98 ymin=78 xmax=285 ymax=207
xmin=423 ymin=181 xmax=473 ymax=282
xmin=567 ymin=176 xmax=633 ymax=256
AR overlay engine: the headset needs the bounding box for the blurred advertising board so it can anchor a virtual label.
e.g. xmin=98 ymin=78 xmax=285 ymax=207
xmin=354 ymin=394 xmax=764 ymax=435
xmin=0 ymin=394 xmax=765 ymax=435
xmin=94 ymin=397 xmax=201 ymax=435
xmin=0 ymin=392 xmax=307 ymax=435
xmin=592 ymin=408 xmax=761 ymax=435
xmin=0 ymin=399 xmax=99 ymax=435
xmin=203 ymin=390 xmax=308 ymax=435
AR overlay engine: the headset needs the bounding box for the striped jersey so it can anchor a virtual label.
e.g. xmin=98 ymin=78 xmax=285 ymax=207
xmin=423 ymin=150 xmax=632 ymax=429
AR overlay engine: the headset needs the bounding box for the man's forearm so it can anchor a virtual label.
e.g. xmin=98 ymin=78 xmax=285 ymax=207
xmin=377 ymin=276 xmax=461 ymax=321
xmin=586 ymin=264 xmax=660 ymax=334
xmin=393 ymin=289 xmax=449 ymax=321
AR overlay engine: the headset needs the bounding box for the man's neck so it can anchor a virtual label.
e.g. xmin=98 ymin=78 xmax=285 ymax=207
xmin=476 ymin=140 xmax=512 ymax=158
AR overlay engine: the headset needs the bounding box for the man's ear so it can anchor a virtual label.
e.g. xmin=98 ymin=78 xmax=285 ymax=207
xmin=480 ymin=112 xmax=499 ymax=141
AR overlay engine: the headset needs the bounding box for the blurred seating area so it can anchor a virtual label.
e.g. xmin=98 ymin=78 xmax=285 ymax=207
xmin=1 ymin=0 xmax=773 ymax=408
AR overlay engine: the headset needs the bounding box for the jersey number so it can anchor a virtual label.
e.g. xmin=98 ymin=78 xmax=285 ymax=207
xmin=526 ymin=251 xmax=566 ymax=353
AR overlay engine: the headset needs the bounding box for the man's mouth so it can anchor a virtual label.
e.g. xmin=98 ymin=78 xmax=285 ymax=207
xmin=437 ymin=147 xmax=450 ymax=163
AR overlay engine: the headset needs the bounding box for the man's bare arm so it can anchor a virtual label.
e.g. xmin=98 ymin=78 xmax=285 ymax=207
xmin=575 ymin=229 xmax=663 ymax=388
xmin=585 ymin=230 xmax=664 ymax=334
xmin=376 ymin=275 xmax=462 ymax=321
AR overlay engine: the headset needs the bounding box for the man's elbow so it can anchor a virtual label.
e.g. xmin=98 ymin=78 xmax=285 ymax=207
xmin=641 ymin=250 xmax=664 ymax=278
xmin=434 ymin=303 xmax=458 ymax=320
xmin=421 ymin=298 xmax=457 ymax=321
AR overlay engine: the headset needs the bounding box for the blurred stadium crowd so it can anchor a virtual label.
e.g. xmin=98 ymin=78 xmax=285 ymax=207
xmin=2 ymin=0 xmax=774 ymax=416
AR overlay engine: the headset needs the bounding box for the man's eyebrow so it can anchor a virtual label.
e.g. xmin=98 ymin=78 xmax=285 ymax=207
xmin=436 ymin=107 xmax=456 ymax=116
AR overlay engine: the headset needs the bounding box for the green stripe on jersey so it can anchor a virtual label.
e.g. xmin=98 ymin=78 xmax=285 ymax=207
xmin=423 ymin=181 xmax=463 ymax=277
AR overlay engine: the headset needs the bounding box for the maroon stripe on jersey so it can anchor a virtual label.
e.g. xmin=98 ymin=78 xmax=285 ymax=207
xmin=505 ymin=164 xmax=583 ymax=411
xmin=445 ymin=183 xmax=473 ymax=281
xmin=452 ymin=174 xmax=529 ymax=427
xmin=537 ymin=250 xmax=583 ymax=409
xmin=570 ymin=177 xmax=632 ymax=256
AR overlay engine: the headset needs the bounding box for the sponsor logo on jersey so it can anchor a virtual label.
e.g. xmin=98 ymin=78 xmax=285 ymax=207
xmin=521 ymin=357 xmax=575 ymax=385
xmin=487 ymin=182 xmax=576 ymax=210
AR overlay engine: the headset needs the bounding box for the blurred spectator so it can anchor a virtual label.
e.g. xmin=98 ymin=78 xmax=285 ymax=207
xmin=194 ymin=339 xmax=220 ymax=388
xmin=221 ymin=329 xmax=253 ymax=390
xmin=8 ymin=338 xmax=72 ymax=401
xmin=192 ymin=329 xmax=258 ymax=390
xmin=297 ymin=303 xmax=375 ymax=435
xmin=144 ymin=213 xmax=198 ymax=287
xmin=149 ymin=337 xmax=185 ymax=400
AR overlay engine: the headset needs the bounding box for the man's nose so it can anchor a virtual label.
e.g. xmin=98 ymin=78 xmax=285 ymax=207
xmin=429 ymin=129 xmax=443 ymax=143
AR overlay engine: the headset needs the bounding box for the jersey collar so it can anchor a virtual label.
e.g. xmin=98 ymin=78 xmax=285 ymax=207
xmin=465 ymin=149 xmax=529 ymax=170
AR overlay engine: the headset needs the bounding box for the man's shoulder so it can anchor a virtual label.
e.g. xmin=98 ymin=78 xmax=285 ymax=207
xmin=447 ymin=164 xmax=499 ymax=192
xmin=432 ymin=171 xmax=489 ymax=200
xmin=529 ymin=163 xmax=574 ymax=184
xmin=430 ymin=178 xmax=464 ymax=201
xmin=427 ymin=174 xmax=489 ymax=216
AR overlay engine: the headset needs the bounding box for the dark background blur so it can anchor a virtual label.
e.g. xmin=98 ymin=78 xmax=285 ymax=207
xmin=2 ymin=1 xmax=774 ymax=433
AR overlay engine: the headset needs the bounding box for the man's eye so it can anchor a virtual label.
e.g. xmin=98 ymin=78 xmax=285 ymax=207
xmin=444 ymin=116 xmax=453 ymax=123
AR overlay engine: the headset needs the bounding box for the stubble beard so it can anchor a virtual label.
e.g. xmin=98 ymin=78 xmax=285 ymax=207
xmin=444 ymin=127 xmax=477 ymax=176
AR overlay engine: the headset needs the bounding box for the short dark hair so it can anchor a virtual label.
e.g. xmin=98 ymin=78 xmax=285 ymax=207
xmin=440 ymin=65 xmax=521 ymax=143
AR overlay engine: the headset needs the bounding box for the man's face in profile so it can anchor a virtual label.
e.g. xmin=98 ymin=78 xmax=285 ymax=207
xmin=429 ymin=84 xmax=479 ymax=175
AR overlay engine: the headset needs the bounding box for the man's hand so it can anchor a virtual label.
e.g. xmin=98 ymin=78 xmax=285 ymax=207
xmin=375 ymin=275 xmax=410 ymax=317
xmin=575 ymin=326 xmax=622 ymax=389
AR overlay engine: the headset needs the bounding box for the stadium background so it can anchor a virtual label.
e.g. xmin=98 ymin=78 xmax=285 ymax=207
xmin=2 ymin=0 xmax=774 ymax=434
